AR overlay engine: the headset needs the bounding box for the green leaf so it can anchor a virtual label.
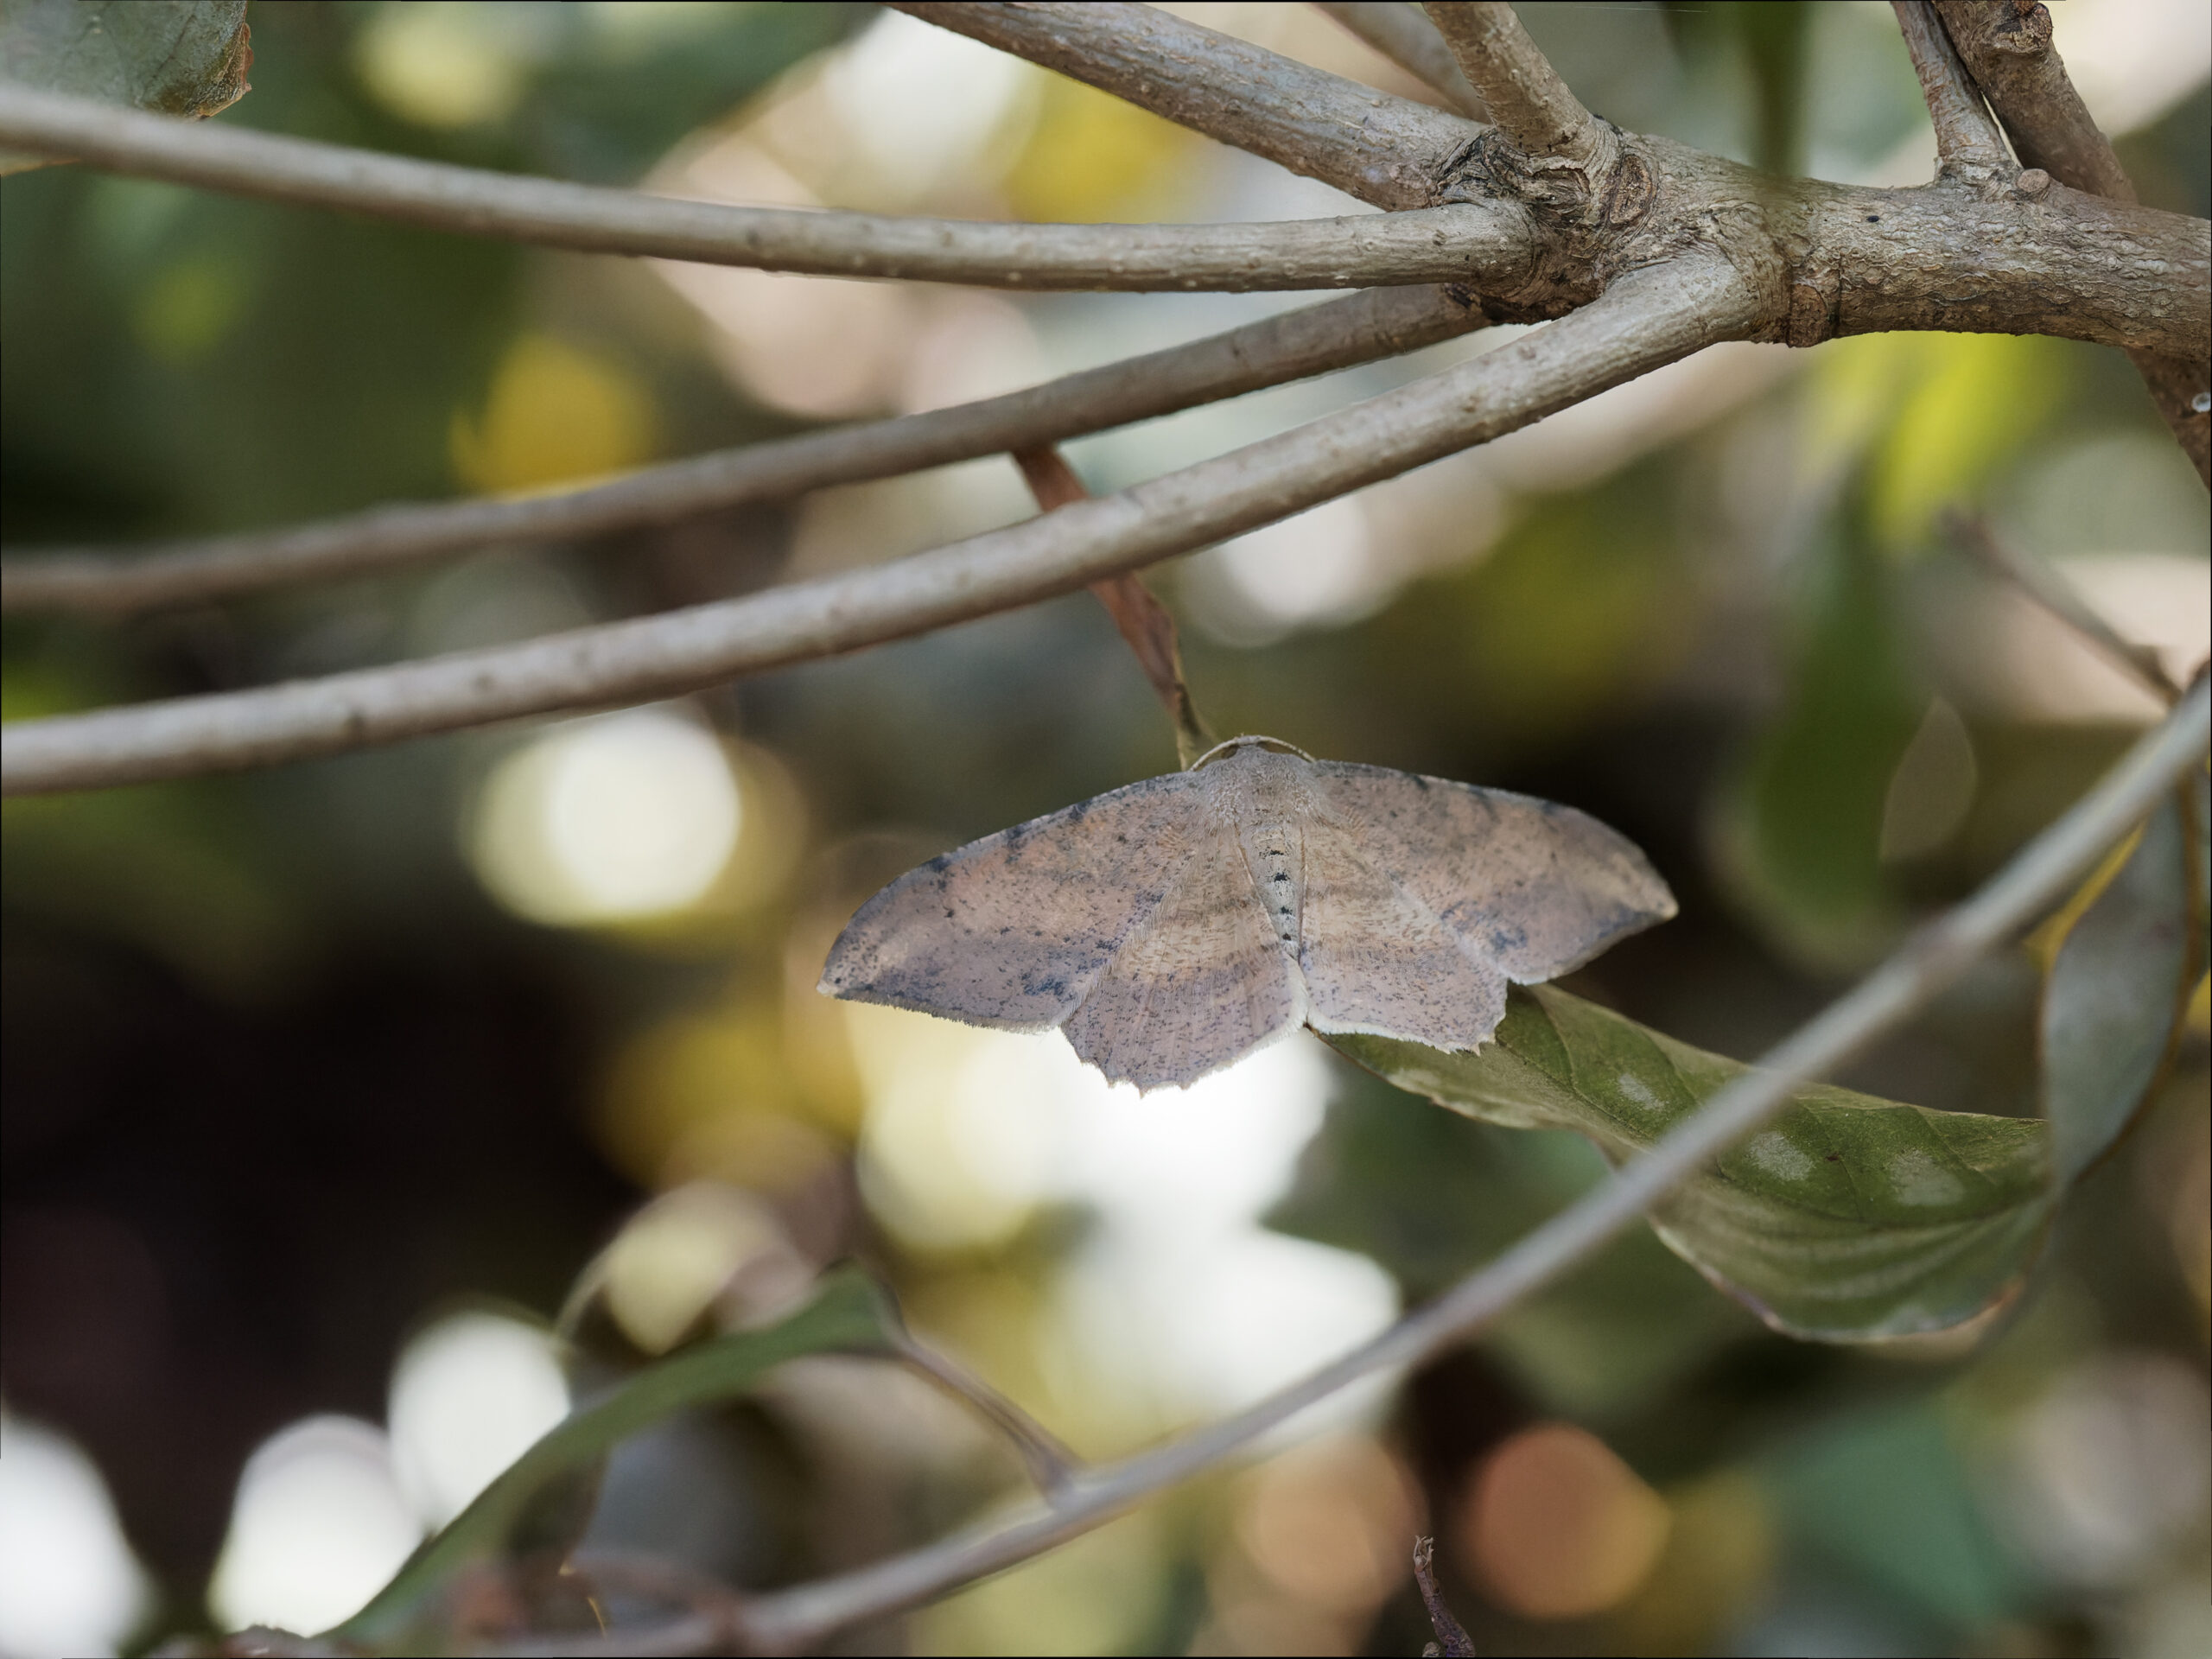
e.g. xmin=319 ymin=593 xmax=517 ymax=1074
xmin=0 ymin=0 xmax=251 ymax=173
xmin=1326 ymin=986 xmax=2053 ymax=1343
xmin=2041 ymin=780 xmax=2205 ymax=1185
xmin=334 ymin=1267 xmax=897 ymax=1648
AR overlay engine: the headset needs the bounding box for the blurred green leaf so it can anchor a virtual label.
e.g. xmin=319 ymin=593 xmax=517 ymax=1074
xmin=1720 ymin=526 xmax=1923 ymax=968
xmin=0 ymin=0 xmax=251 ymax=173
xmin=2040 ymin=779 xmax=2205 ymax=1184
xmin=336 ymin=1267 xmax=897 ymax=1647
xmin=1328 ymin=985 xmax=2054 ymax=1342
xmin=1770 ymin=1401 xmax=2024 ymax=1629
xmin=1269 ymin=1063 xmax=1751 ymax=1419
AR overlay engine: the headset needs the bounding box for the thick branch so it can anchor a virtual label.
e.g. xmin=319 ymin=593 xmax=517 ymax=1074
xmin=552 ymin=682 xmax=2208 ymax=1656
xmin=0 ymin=258 xmax=1759 ymax=797
xmin=0 ymin=285 xmax=1486 ymax=615
xmin=1891 ymin=2 xmax=2010 ymax=178
xmin=892 ymin=3 xmax=1480 ymax=211
xmin=1422 ymin=2 xmax=1601 ymax=166
xmin=1930 ymin=0 xmax=2210 ymax=486
xmin=0 ymin=85 xmax=1522 ymax=291
xmin=1313 ymin=3 xmax=1488 ymax=121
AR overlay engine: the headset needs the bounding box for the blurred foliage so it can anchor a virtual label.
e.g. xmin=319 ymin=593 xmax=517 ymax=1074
xmin=1 ymin=4 xmax=2207 ymax=1657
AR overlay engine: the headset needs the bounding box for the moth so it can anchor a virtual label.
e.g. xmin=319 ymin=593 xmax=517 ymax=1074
xmin=819 ymin=736 xmax=1675 ymax=1090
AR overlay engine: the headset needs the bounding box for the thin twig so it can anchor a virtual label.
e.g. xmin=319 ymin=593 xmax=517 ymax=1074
xmin=1943 ymin=512 xmax=2183 ymax=704
xmin=1929 ymin=0 xmax=2211 ymax=487
xmin=0 ymin=85 xmax=1522 ymax=292
xmin=0 ymin=257 xmax=1759 ymax=797
xmin=1013 ymin=448 xmax=1213 ymax=767
xmin=523 ymin=682 xmax=2210 ymax=1656
xmin=1890 ymin=2 xmax=2011 ymax=179
xmin=893 ymin=2 xmax=1479 ymax=211
xmin=890 ymin=1332 xmax=1084 ymax=1503
xmin=1421 ymin=3 xmax=1602 ymax=166
xmin=1 ymin=285 xmax=1489 ymax=615
xmin=1313 ymin=3 xmax=1489 ymax=121
xmin=1413 ymin=1536 xmax=1478 ymax=1656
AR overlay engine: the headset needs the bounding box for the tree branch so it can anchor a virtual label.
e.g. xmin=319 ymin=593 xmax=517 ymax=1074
xmin=0 ymin=257 xmax=1761 ymax=797
xmin=1421 ymin=2 xmax=1602 ymax=166
xmin=1929 ymin=0 xmax=2211 ymax=486
xmin=1942 ymin=512 xmax=2183 ymax=703
xmin=1313 ymin=2 xmax=1488 ymax=121
xmin=0 ymin=85 xmax=1523 ymax=292
xmin=891 ymin=2 xmax=1480 ymax=211
xmin=518 ymin=681 xmax=2212 ymax=1656
xmin=1891 ymin=2 xmax=2010 ymax=180
xmin=0 ymin=285 xmax=1488 ymax=615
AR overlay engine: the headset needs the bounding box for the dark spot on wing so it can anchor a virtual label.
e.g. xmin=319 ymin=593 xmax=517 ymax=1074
xmin=1488 ymin=924 xmax=1528 ymax=953
xmin=1272 ymin=873 xmax=1290 ymax=884
xmin=1824 ymin=1152 xmax=1841 ymax=1163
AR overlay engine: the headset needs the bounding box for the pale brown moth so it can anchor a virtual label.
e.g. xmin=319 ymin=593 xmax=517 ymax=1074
xmin=820 ymin=736 xmax=1675 ymax=1090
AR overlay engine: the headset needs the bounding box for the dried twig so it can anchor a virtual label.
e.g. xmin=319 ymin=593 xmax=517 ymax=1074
xmin=0 ymin=257 xmax=1758 ymax=797
xmin=1 ymin=285 xmax=1488 ymax=615
xmin=0 ymin=85 xmax=1521 ymax=293
xmin=1929 ymin=0 xmax=2210 ymax=486
xmin=1891 ymin=2 xmax=2011 ymax=178
xmin=1014 ymin=447 xmax=1212 ymax=767
xmin=1413 ymin=1535 xmax=1478 ymax=1656
xmin=1313 ymin=2 xmax=1489 ymax=120
xmin=509 ymin=681 xmax=2210 ymax=1656
xmin=1422 ymin=2 xmax=1601 ymax=166
xmin=1943 ymin=512 xmax=2183 ymax=704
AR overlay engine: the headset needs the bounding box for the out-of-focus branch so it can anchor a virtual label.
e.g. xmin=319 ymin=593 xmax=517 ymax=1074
xmin=891 ymin=2 xmax=1479 ymax=211
xmin=1891 ymin=2 xmax=2010 ymax=179
xmin=1313 ymin=2 xmax=1488 ymax=120
xmin=1014 ymin=447 xmax=1213 ymax=768
xmin=890 ymin=1332 xmax=1084 ymax=1502
xmin=0 ymin=257 xmax=1758 ymax=797
xmin=1421 ymin=2 xmax=1601 ymax=167
xmin=1943 ymin=512 xmax=2183 ymax=703
xmin=1931 ymin=0 xmax=2211 ymax=486
xmin=514 ymin=680 xmax=2212 ymax=1657
xmin=0 ymin=85 xmax=1519 ymax=292
xmin=0 ymin=284 xmax=1487 ymax=616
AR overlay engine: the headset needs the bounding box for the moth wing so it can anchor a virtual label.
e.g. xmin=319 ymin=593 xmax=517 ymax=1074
xmin=1062 ymin=817 xmax=1300 ymax=1090
xmin=1296 ymin=817 xmax=1505 ymax=1051
xmin=1313 ymin=762 xmax=1675 ymax=983
xmin=819 ymin=772 xmax=1199 ymax=1031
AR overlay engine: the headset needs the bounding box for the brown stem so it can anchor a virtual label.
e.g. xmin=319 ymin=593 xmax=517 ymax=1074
xmin=1931 ymin=0 xmax=2211 ymax=486
xmin=1413 ymin=1536 xmax=1478 ymax=1656
xmin=1014 ymin=448 xmax=1213 ymax=768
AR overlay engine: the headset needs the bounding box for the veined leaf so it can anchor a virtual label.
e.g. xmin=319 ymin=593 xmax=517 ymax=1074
xmin=335 ymin=1267 xmax=897 ymax=1647
xmin=1328 ymin=986 xmax=2052 ymax=1343
xmin=0 ymin=0 xmax=251 ymax=174
xmin=2040 ymin=778 xmax=2207 ymax=1185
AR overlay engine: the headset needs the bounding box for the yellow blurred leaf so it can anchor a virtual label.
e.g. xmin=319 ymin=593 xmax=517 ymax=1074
xmin=449 ymin=334 xmax=656 ymax=494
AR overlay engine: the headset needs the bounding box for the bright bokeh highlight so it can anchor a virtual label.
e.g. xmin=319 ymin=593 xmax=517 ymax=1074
xmin=387 ymin=1313 xmax=571 ymax=1528
xmin=207 ymin=1416 xmax=423 ymax=1637
xmin=469 ymin=708 xmax=742 ymax=925
xmin=0 ymin=1417 xmax=152 ymax=1659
